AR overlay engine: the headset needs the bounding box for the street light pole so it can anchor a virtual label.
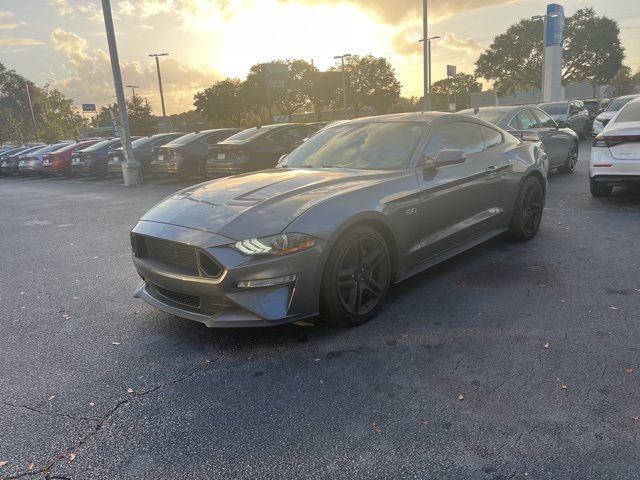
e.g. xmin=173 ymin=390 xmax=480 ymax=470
xmin=149 ymin=53 xmax=169 ymax=131
xmin=422 ymin=0 xmax=429 ymax=111
xmin=24 ymin=83 xmax=38 ymax=142
xmin=334 ymin=54 xmax=352 ymax=119
xmin=126 ymin=84 xmax=139 ymax=98
xmin=419 ymin=35 xmax=440 ymax=111
xmin=101 ymin=0 xmax=140 ymax=186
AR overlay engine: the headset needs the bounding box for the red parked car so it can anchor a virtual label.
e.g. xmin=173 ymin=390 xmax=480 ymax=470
xmin=42 ymin=139 xmax=103 ymax=176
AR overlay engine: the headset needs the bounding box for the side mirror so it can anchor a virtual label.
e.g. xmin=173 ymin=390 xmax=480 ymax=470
xmin=276 ymin=154 xmax=288 ymax=168
xmin=556 ymin=120 xmax=569 ymax=129
xmin=434 ymin=148 xmax=466 ymax=167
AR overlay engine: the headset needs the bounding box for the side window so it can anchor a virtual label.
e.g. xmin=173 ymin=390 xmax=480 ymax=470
xmin=425 ymin=122 xmax=485 ymax=158
xmin=202 ymin=134 xmax=222 ymax=146
xmin=515 ymin=110 xmax=540 ymax=130
xmin=480 ymin=126 xmax=503 ymax=149
xmin=269 ymin=127 xmax=305 ymax=143
xmin=532 ymin=109 xmax=556 ymax=128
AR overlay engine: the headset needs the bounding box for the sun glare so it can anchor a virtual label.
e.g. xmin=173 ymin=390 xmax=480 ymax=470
xmin=195 ymin=0 xmax=393 ymax=79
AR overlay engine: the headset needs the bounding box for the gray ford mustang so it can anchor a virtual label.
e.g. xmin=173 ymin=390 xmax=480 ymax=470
xmin=131 ymin=112 xmax=548 ymax=328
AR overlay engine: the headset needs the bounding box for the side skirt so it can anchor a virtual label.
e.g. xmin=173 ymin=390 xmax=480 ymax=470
xmin=395 ymin=228 xmax=508 ymax=284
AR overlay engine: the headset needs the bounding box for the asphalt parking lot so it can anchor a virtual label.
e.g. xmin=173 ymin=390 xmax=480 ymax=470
xmin=1 ymin=140 xmax=640 ymax=479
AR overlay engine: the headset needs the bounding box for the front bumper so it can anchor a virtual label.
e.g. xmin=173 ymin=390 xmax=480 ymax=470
xmin=131 ymin=221 xmax=326 ymax=328
xmin=18 ymin=162 xmax=43 ymax=173
xmin=0 ymin=162 xmax=18 ymax=173
xmin=71 ymin=161 xmax=91 ymax=173
xmin=108 ymin=161 xmax=124 ymax=174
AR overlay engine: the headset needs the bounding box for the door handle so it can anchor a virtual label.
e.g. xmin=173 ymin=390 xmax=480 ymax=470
xmin=486 ymin=165 xmax=500 ymax=172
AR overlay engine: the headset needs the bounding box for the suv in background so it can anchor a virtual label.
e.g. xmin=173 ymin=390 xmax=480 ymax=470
xmin=151 ymin=129 xmax=242 ymax=178
xmin=592 ymin=94 xmax=640 ymax=136
xmin=538 ymin=100 xmax=590 ymax=139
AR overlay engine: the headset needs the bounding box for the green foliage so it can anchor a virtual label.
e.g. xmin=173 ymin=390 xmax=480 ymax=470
xmin=431 ymin=73 xmax=482 ymax=110
xmin=335 ymin=55 xmax=402 ymax=116
xmin=127 ymin=95 xmax=155 ymax=136
xmin=475 ymin=8 xmax=625 ymax=95
xmin=0 ymin=62 xmax=83 ymax=143
xmin=194 ymin=78 xmax=254 ymax=127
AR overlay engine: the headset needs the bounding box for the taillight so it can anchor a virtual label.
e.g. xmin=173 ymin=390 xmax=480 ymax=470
xmin=594 ymin=135 xmax=640 ymax=148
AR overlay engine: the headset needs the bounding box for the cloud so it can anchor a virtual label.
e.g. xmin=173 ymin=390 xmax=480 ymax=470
xmin=439 ymin=32 xmax=482 ymax=54
xmin=0 ymin=38 xmax=44 ymax=46
xmin=278 ymin=0 xmax=516 ymax=24
xmin=0 ymin=21 xmax=26 ymax=29
xmin=49 ymin=27 xmax=222 ymax=113
xmin=49 ymin=0 xmax=74 ymax=16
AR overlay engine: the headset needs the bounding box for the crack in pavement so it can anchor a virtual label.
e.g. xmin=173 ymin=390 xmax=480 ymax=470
xmin=2 ymin=402 xmax=98 ymax=423
xmin=4 ymin=355 xmax=223 ymax=480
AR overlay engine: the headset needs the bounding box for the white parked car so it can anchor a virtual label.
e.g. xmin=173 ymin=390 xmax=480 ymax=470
xmin=592 ymin=94 xmax=640 ymax=136
xmin=590 ymin=97 xmax=640 ymax=197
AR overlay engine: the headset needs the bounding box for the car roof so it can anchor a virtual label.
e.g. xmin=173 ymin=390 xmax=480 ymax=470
xmin=340 ymin=112 xmax=447 ymax=125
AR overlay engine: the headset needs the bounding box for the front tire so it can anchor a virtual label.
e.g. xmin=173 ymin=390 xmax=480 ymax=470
xmin=507 ymin=176 xmax=544 ymax=241
xmin=319 ymin=226 xmax=392 ymax=327
xmin=590 ymin=178 xmax=612 ymax=197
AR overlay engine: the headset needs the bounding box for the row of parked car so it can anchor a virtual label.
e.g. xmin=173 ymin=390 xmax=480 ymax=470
xmin=0 ymin=122 xmax=327 ymax=180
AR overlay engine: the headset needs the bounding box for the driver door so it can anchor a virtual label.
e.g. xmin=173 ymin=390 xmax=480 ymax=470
xmin=408 ymin=121 xmax=505 ymax=265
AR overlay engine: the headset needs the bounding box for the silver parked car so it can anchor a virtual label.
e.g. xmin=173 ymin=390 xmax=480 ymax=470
xmin=130 ymin=113 xmax=548 ymax=328
xmin=460 ymin=105 xmax=580 ymax=173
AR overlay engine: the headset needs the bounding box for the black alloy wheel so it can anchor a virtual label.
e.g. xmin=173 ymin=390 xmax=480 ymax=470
xmin=508 ymin=176 xmax=544 ymax=241
xmin=559 ymin=142 xmax=578 ymax=174
xmin=320 ymin=226 xmax=392 ymax=327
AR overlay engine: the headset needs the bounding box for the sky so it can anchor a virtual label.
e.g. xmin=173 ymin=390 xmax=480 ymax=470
xmin=1 ymin=0 xmax=639 ymax=115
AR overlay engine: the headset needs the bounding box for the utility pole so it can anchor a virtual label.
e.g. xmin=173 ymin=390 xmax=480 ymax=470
xmin=334 ymin=54 xmax=352 ymax=119
xmin=101 ymin=0 xmax=140 ymax=186
xmin=149 ymin=53 xmax=169 ymax=131
xmin=422 ymin=0 xmax=430 ymax=111
xmin=25 ymin=83 xmax=38 ymax=142
xmin=126 ymin=84 xmax=139 ymax=98
xmin=419 ymin=35 xmax=440 ymax=111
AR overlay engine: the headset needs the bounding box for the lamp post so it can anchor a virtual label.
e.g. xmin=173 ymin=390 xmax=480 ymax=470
xmin=126 ymin=84 xmax=139 ymax=98
xmin=334 ymin=54 xmax=352 ymax=119
xmin=419 ymin=35 xmax=441 ymax=111
xmin=149 ymin=53 xmax=169 ymax=131
xmin=24 ymin=83 xmax=38 ymax=142
xmin=100 ymin=0 xmax=139 ymax=186
xmin=422 ymin=0 xmax=429 ymax=111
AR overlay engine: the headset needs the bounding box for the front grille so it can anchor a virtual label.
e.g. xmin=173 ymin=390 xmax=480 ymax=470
xmin=134 ymin=235 xmax=199 ymax=276
xmin=155 ymin=284 xmax=201 ymax=308
xmin=198 ymin=251 xmax=224 ymax=278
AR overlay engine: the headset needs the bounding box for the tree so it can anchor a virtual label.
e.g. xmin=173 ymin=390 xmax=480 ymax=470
xmin=431 ymin=73 xmax=482 ymax=110
xmin=609 ymin=65 xmax=633 ymax=96
xmin=475 ymin=8 xmax=624 ymax=95
xmin=194 ymin=78 xmax=253 ymax=127
xmin=126 ymin=95 xmax=155 ymax=136
xmin=38 ymin=86 xmax=84 ymax=142
xmin=335 ymin=55 xmax=402 ymax=117
xmin=0 ymin=107 xmax=23 ymax=144
xmin=242 ymin=59 xmax=318 ymax=121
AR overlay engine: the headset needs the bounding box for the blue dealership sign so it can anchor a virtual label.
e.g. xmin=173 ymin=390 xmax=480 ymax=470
xmin=545 ymin=3 xmax=565 ymax=47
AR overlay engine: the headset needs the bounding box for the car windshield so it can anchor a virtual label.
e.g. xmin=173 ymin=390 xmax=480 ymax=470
xmin=614 ymin=101 xmax=640 ymax=123
xmin=224 ymin=125 xmax=282 ymax=143
xmin=285 ymin=122 xmax=425 ymax=171
xmin=163 ymin=131 xmax=211 ymax=147
xmin=539 ymin=103 xmax=568 ymax=115
xmin=606 ymin=97 xmax=636 ymax=112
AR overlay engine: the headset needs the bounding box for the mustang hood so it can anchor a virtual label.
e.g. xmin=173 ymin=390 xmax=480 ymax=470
xmin=141 ymin=168 xmax=398 ymax=240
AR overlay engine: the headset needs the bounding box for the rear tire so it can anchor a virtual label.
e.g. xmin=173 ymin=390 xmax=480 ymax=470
xmin=590 ymin=178 xmax=613 ymax=197
xmin=319 ymin=226 xmax=392 ymax=327
xmin=558 ymin=142 xmax=578 ymax=174
xmin=507 ymin=176 xmax=544 ymax=241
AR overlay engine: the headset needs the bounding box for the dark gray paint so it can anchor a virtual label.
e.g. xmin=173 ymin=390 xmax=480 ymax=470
xmin=132 ymin=113 xmax=548 ymax=327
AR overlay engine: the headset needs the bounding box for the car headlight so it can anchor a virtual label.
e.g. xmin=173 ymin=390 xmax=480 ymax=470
xmin=233 ymin=233 xmax=317 ymax=256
